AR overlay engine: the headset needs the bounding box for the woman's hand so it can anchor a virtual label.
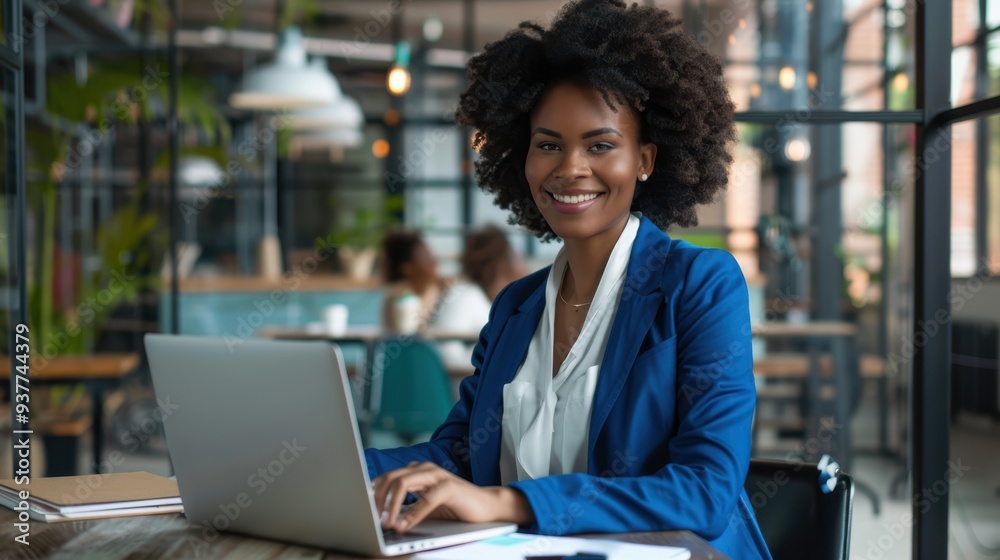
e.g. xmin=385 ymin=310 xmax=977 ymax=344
xmin=372 ymin=461 xmax=534 ymax=533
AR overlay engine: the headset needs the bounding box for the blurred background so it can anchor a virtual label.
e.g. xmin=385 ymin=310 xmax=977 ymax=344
xmin=0 ymin=0 xmax=998 ymax=558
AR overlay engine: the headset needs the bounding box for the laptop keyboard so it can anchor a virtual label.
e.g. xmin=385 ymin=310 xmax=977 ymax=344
xmin=383 ymin=529 xmax=431 ymax=544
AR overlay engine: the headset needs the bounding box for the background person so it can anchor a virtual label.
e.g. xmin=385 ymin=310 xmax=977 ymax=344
xmin=379 ymin=231 xmax=447 ymax=334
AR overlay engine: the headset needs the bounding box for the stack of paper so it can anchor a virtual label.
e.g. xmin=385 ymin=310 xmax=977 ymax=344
xmin=0 ymin=471 xmax=183 ymax=522
xmin=415 ymin=533 xmax=690 ymax=560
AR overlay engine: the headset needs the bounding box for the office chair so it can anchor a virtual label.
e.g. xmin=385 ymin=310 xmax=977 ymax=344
xmin=369 ymin=337 xmax=455 ymax=444
xmin=745 ymin=457 xmax=854 ymax=560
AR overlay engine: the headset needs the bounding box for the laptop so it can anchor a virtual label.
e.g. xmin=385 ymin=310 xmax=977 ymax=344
xmin=144 ymin=334 xmax=517 ymax=557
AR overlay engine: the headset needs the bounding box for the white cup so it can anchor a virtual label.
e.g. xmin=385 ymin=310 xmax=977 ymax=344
xmin=392 ymin=293 xmax=422 ymax=334
xmin=323 ymin=304 xmax=349 ymax=336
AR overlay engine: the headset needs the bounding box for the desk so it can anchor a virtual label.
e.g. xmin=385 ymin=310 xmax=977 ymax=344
xmin=257 ymin=327 xmax=481 ymax=344
xmin=1 ymin=353 xmax=140 ymax=474
xmin=751 ymin=321 xmax=857 ymax=337
xmin=0 ymin=509 xmax=728 ymax=559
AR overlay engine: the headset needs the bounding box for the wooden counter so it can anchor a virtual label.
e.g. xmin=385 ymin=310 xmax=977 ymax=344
xmin=170 ymin=275 xmax=381 ymax=293
xmin=0 ymin=353 xmax=139 ymax=380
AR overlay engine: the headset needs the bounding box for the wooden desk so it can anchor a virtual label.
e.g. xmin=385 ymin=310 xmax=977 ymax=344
xmin=2 ymin=353 xmax=140 ymax=474
xmin=1 ymin=353 xmax=140 ymax=381
xmin=0 ymin=509 xmax=728 ymax=559
xmin=345 ymin=363 xmax=475 ymax=383
xmin=751 ymin=321 xmax=857 ymax=338
xmin=257 ymin=327 xmax=480 ymax=344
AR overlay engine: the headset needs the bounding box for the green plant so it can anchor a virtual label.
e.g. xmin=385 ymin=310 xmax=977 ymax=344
xmin=323 ymin=194 xmax=404 ymax=253
xmin=23 ymin=59 xmax=228 ymax=357
xmin=51 ymin=183 xmax=164 ymax=354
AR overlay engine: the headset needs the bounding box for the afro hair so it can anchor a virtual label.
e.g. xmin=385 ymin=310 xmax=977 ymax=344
xmin=454 ymin=0 xmax=737 ymax=241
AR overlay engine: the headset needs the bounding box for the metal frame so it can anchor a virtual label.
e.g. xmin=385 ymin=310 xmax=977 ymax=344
xmin=912 ymin=0 xmax=1000 ymax=556
xmin=3 ymin=0 xmax=28 ymax=479
xmin=912 ymin=0 xmax=952 ymax=557
xmin=167 ymin=0 xmax=179 ymax=334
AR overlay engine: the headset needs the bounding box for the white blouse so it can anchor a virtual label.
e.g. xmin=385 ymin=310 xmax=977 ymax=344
xmin=499 ymin=212 xmax=642 ymax=485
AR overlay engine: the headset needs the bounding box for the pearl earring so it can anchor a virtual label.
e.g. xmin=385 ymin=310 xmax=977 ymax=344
xmin=640 ymin=173 xmax=648 ymax=181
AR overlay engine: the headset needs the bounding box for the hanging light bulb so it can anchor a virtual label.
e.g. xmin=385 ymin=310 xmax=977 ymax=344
xmin=779 ymin=66 xmax=796 ymax=90
xmin=892 ymin=72 xmax=910 ymax=93
xmin=387 ymin=41 xmax=411 ymax=96
xmin=372 ymin=139 xmax=391 ymax=158
xmin=387 ymin=66 xmax=411 ymax=95
xmin=784 ymin=137 xmax=811 ymax=162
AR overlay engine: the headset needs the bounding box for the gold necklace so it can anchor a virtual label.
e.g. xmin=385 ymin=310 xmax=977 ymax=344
xmin=558 ymin=285 xmax=593 ymax=312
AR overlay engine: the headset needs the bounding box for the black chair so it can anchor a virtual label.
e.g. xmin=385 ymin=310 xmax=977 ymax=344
xmin=745 ymin=458 xmax=854 ymax=560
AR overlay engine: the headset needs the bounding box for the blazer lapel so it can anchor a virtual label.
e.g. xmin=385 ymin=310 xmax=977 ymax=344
xmin=587 ymin=217 xmax=672 ymax=464
xmin=471 ymin=275 xmax=547 ymax=485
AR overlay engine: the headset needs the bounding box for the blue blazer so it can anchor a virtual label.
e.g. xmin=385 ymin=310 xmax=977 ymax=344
xmin=365 ymin=216 xmax=772 ymax=559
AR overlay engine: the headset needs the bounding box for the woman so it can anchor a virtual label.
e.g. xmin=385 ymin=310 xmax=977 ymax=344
xmin=432 ymin=225 xmax=526 ymax=336
xmin=462 ymin=225 xmax=528 ymax=301
xmin=379 ymin=231 xmax=446 ymax=333
xmin=365 ymin=1 xmax=771 ymax=557
xmin=433 ymin=225 xmax=527 ymax=366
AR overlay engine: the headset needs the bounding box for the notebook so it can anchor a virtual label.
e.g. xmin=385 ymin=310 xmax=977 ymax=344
xmin=0 ymin=471 xmax=183 ymax=522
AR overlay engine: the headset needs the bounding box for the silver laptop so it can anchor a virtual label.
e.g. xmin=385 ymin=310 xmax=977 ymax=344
xmin=144 ymin=334 xmax=516 ymax=557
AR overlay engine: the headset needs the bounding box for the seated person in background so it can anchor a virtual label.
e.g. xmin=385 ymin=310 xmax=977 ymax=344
xmin=432 ymin=225 xmax=527 ymax=365
xmin=461 ymin=225 xmax=528 ymax=301
xmin=380 ymin=231 xmax=449 ymax=333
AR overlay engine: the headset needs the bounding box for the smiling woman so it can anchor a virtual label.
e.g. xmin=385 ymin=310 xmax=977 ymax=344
xmin=525 ymin=82 xmax=655 ymax=245
xmin=362 ymin=2 xmax=771 ymax=559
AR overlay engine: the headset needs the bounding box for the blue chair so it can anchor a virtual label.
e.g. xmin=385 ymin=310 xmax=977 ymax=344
xmin=369 ymin=337 xmax=455 ymax=445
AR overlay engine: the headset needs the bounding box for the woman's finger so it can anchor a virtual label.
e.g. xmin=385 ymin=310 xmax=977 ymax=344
xmin=372 ymin=470 xmax=402 ymax=515
xmin=372 ymin=465 xmax=421 ymax=515
xmin=381 ymin=468 xmax=448 ymax=528
xmin=394 ymin=484 xmax=449 ymax=533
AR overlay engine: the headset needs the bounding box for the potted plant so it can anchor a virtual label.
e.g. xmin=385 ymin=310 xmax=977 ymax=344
xmin=322 ymin=194 xmax=403 ymax=281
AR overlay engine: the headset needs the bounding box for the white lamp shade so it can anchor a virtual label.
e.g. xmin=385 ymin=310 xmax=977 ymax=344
xmin=287 ymin=96 xmax=364 ymax=131
xmin=229 ymin=28 xmax=342 ymax=110
xmin=178 ymin=156 xmax=225 ymax=187
xmin=292 ymin=128 xmax=363 ymax=150
xmin=177 ymin=156 xmax=226 ymax=201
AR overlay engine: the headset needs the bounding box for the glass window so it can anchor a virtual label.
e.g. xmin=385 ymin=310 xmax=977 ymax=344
xmin=669 ymin=0 xmax=912 ymax=111
xmin=407 ymin=186 xmax=462 ymax=231
xmin=953 ymin=0 xmax=980 ymax=47
xmin=988 ymin=0 xmax=1000 ymax=29
xmin=471 ymin=184 xmax=512 ymax=228
xmin=474 ymin=0 xmax=916 ymax=111
xmin=988 ymin=114 xmax=1000 ymax=274
xmin=989 ymin=31 xmax=1000 ymax=98
xmin=951 ymin=119 xmax=978 ymax=276
xmin=948 ymin=122 xmax=1000 ymax=560
xmin=403 ymin=126 xmax=463 ymax=181
xmin=952 ymin=45 xmax=978 ymax=105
